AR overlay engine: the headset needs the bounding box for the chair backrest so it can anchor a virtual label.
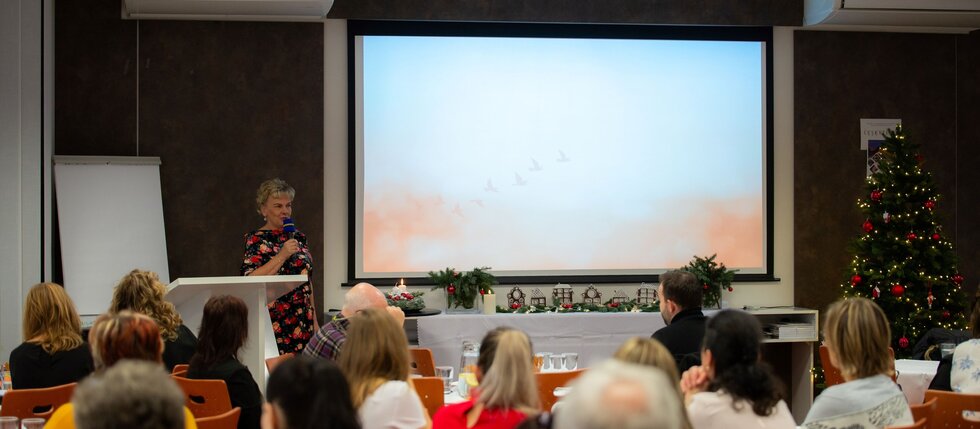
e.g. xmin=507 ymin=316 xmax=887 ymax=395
xmin=819 ymin=345 xmax=845 ymax=387
xmin=535 ymin=369 xmax=586 ymax=412
xmin=172 ymin=364 xmax=190 ymax=377
xmin=911 ymin=397 xmax=938 ymax=424
xmin=265 ymin=352 xmax=295 ymax=374
xmin=409 ymin=348 xmax=437 ymax=377
xmin=410 ymin=377 xmax=445 ymax=418
xmin=195 ymin=406 xmax=242 ymax=429
xmin=171 ymin=376 xmax=233 ymax=418
xmin=924 ymin=389 xmax=980 ymax=429
xmin=0 ymin=382 xmax=77 ymax=420
xmin=886 ymin=418 xmax=928 ymax=429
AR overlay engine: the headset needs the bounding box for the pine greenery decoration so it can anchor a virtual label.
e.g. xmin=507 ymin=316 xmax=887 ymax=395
xmin=682 ymin=254 xmax=737 ymax=309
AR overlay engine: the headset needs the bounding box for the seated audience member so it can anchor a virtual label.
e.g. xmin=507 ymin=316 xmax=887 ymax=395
xmin=304 ymin=282 xmax=405 ymax=361
xmin=803 ymin=298 xmax=913 ymax=429
xmin=552 ymin=360 xmax=684 ymax=429
xmin=263 ymin=355 xmax=361 ymax=429
xmin=679 ymin=310 xmax=794 ymax=429
xmin=8 ymin=282 xmax=94 ymax=389
xmin=46 ymin=311 xmax=198 ymax=429
xmin=187 ymin=295 xmax=262 ymax=429
xmin=613 ymin=338 xmax=691 ymax=429
xmin=433 ymin=327 xmax=539 ymax=429
xmin=652 ymin=270 xmax=707 ymax=373
xmin=73 ymin=360 xmax=186 ymax=429
xmin=932 ymin=293 xmax=980 ymax=391
xmin=339 ymin=308 xmax=428 ymax=429
xmin=110 ymin=269 xmax=198 ymax=371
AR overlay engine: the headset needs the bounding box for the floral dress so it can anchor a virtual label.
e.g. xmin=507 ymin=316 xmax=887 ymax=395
xmin=240 ymin=229 xmax=316 ymax=355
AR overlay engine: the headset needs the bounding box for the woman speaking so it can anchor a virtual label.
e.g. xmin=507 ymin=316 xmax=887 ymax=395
xmin=241 ymin=178 xmax=316 ymax=355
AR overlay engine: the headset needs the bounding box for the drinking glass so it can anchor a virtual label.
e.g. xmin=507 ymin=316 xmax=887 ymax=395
xmin=563 ymin=353 xmax=579 ymax=370
xmin=435 ymin=366 xmax=454 ymax=394
xmin=539 ymin=352 xmax=553 ymax=370
xmin=533 ymin=353 xmax=545 ymax=372
xmin=0 ymin=417 xmax=19 ymax=429
xmin=20 ymin=418 xmax=44 ymax=429
xmin=941 ymin=343 xmax=956 ymax=359
xmin=550 ymin=354 xmax=564 ymax=371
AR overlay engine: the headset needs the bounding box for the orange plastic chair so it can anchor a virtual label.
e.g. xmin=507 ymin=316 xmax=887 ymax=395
xmin=409 ymin=348 xmax=437 ymax=377
xmin=172 ymin=364 xmax=190 ymax=377
xmin=819 ymin=345 xmax=845 ymax=387
xmin=886 ymin=418 xmax=928 ymax=429
xmin=911 ymin=396 xmax=938 ymax=424
xmin=171 ymin=376 xmax=233 ymax=418
xmin=195 ymin=406 xmax=242 ymax=429
xmin=0 ymin=382 xmax=76 ymax=420
xmin=535 ymin=369 xmax=585 ymax=411
xmin=924 ymin=390 xmax=980 ymax=429
xmin=266 ymin=352 xmax=295 ymax=374
xmin=410 ymin=377 xmax=445 ymax=418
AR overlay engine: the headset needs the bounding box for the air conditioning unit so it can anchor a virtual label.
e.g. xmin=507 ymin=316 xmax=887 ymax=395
xmin=804 ymin=0 xmax=980 ymax=32
xmin=122 ymin=0 xmax=334 ymax=22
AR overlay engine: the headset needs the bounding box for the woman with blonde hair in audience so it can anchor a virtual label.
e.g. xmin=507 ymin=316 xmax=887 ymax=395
xmin=614 ymin=337 xmax=691 ymax=429
xmin=433 ymin=327 xmax=539 ymax=429
xmin=110 ymin=269 xmax=198 ymax=371
xmin=8 ymin=282 xmax=93 ymax=389
xmin=339 ymin=307 xmax=429 ymax=429
xmin=680 ymin=310 xmax=795 ymax=429
xmin=802 ymin=298 xmax=912 ymax=429
xmin=46 ymin=311 xmax=199 ymax=429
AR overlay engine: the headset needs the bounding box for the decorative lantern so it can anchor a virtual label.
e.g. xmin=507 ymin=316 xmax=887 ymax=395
xmin=611 ymin=289 xmax=629 ymax=305
xmin=636 ymin=283 xmax=658 ymax=305
xmin=507 ymin=286 xmax=526 ymax=308
xmin=582 ymin=285 xmax=602 ymax=305
xmin=530 ymin=288 xmax=547 ymax=307
xmin=552 ymin=283 xmax=574 ymax=306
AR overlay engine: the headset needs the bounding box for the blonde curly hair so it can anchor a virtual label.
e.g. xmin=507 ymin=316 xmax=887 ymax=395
xmin=109 ymin=269 xmax=183 ymax=342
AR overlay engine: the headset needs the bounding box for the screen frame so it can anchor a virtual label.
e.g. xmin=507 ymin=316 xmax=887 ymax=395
xmin=347 ymin=20 xmax=775 ymax=286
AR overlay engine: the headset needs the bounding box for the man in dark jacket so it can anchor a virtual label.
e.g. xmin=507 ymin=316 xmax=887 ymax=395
xmin=652 ymin=269 xmax=707 ymax=374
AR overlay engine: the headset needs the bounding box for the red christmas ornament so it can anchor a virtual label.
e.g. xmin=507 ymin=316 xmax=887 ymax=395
xmin=943 ymin=310 xmax=951 ymax=319
xmin=447 ymin=285 xmax=456 ymax=294
xmin=898 ymin=337 xmax=910 ymax=349
xmin=925 ymin=200 xmax=936 ymax=210
xmin=479 ymin=289 xmax=485 ymax=295
xmin=727 ymin=287 xmax=734 ymax=292
xmin=863 ymin=220 xmax=874 ymax=233
xmin=872 ymin=286 xmax=880 ymax=299
xmin=891 ymin=284 xmax=905 ymax=297
xmin=511 ymin=302 xmax=520 ymax=309
xmin=932 ymin=233 xmax=941 ymax=241
xmin=562 ymin=303 xmax=572 ymax=309
xmin=850 ymin=275 xmax=862 ymax=286
xmin=907 ymin=232 xmax=917 ymax=240
xmin=953 ymin=274 xmax=964 ymax=285
xmin=703 ymin=283 xmax=709 ymax=290
xmin=915 ymin=154 xmax=924 ymax=163
xmin=871 ymin=190 xmax=883 ymax=202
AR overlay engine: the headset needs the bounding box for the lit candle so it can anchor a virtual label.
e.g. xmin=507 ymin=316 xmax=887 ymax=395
xmin=483 ymin=292 xmax=496 ymax=314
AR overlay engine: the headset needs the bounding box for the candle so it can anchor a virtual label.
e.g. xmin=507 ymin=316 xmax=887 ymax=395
xmin=483 ymin=293 xmax=496 ymax=314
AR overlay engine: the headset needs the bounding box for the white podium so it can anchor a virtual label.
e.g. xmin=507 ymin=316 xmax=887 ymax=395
xmin=166 ymin=274 xmax=307 ymax=393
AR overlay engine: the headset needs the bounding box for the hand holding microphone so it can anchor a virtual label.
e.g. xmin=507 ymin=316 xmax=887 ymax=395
xmin=279 ymin=217 xmax=300 ymax=260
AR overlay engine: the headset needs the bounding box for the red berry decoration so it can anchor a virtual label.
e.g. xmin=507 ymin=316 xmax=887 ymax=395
xmin=925 ymin=200 xmax=936 ymax=210
xmin=863 ymin=220 xmax=874 ymax=233
xmin=953 ymin=274 xmax=964 ymax=285
xmin=907 ymin=232 xmax=917 ymax=240
xmin=898 ymin=337 xmax=910 ymax=349
xmin=609 ymin=302 xmax=620 ymax=308
xmin=932 ymin=233 xmax=941 ymax=241
xmin=447 ymin=285 xmax=456 ymax=294
xmin=562 ymin=303 xmax=572 ymax=309
xmin=727 ymin=287 xmax=733 ymax=292
xmin=870 ymin=190 xmax=882 ymax=202
xmin=511 ymin=302 xmax=520 ymax=310
xmin=703 ymin=283 xmax=709 ymax=290
xmin=891 ymin=284 xmax=905 ymax=297
xmin=850 ymin=275 xmax=862 ymax=286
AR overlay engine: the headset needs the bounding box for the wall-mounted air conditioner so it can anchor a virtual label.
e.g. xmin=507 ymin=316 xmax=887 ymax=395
xmin=804 ymin=0 xmax=980 ymax=32
xmin=122 ymin=0 xmax=334 ymax=22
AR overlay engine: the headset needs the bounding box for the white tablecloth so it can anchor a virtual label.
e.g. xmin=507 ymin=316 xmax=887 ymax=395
xmin=417 ymin=312 xmax=667 ymax=373
xmin=896 ymin=359 xmax=940 ymax=404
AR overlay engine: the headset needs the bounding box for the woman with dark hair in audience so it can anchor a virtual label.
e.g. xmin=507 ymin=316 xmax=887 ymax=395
xmin=802 ymin=298 xmax=912 ymax=429
xmin=110 ymin=269 xmax=198 ymax=371
xmin=680 ymin=310 xmax=795 ymax=429
xmin=262 ymin=355 xmax=361 ymax=429
xmin=188 ymin=295 xmax=262 ymax=429
xmin=929 ymin=291 xmax=980 ymax=391
xmin=46 ymin=311 xmax=199 ymax=429
xmin=433 ymin=327 xmax=540 ymax=429
xmin=8 ymin=282 xmax=93 ymax=389
xmin=339 ymin=307 xmax=429 ymax=429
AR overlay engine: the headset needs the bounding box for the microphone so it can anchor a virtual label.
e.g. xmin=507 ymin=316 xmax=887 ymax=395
xmin=283 ymin=217 xmax=296 ymax=240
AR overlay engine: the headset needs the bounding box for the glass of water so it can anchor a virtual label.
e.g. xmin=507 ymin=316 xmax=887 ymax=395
xmin=435 ymin=366 xmax=454 ymax=394
xmin=20 ymin=418 xmax=45 ymax=429
xmin=941 ymin=343 xmax=956 ymax=359
xmin=564 ymin=353 xmax=579 ymax=370
xmin=0 ymin=416 xmax=19 ymax=429
xmin=550 ymin=354 xmax=564 ymax=371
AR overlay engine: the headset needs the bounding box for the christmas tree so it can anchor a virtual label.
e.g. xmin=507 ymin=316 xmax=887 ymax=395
xmin=843 ymin=126 xmax=967 ymax=356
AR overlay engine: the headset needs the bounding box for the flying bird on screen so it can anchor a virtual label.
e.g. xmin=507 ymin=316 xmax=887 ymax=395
xmin=470 ymin=199 xmax=485 ymax=208
xmin=484 ymin=179 xmax=499 ymax=193
xmin=528 ymin=158 xmax=543 ymax=172
xmin=513 ymin=172 xmax=528 ymax=186
xmin=452 ymin=203 xmax=464 ymax=218
xmin=557 ymin=150 xmax=571 ymax=163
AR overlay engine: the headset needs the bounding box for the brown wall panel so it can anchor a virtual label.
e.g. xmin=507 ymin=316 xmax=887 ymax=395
xmin=955 ymin=31 xmax=980 ymax=299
